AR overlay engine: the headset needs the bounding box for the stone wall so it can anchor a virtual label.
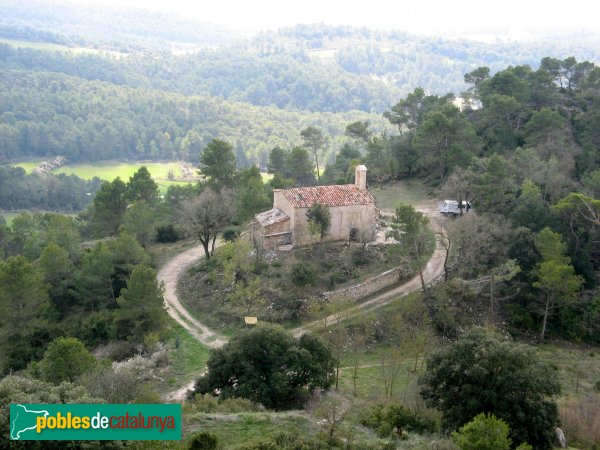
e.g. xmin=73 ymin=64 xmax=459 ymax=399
xmin=251 ymin=218 xmax=291 ymax=250
xmin=322 ymin=265 xmax=410 ymax=302
xmin=292 ymin=203 xmax=378 ymax=247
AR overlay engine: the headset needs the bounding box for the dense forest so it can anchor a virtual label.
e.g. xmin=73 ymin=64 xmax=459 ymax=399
xmin=0 ymin=67 xmax=390 ymax=165
xmin=0 ymin=166 xmax=102 ymax=210
xmin=312 ymin=56 xmax=600 ymax=345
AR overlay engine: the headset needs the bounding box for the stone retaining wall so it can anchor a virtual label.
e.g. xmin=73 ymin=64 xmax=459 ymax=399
xmin=322 ymin=265 xmax=411 ymax=302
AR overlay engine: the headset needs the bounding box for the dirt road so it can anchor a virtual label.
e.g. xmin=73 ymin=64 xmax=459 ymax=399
xmin=291 ymin=213 xmax=445 ymax=336
xmin=160 ymin=203 xmax=446 ymax=400
xmin=158 ymin=244 xmax=228 ymax=349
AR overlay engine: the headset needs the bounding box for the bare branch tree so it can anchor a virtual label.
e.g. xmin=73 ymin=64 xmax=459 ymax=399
xmin=178 ymin=188 xmax=235 ymax=259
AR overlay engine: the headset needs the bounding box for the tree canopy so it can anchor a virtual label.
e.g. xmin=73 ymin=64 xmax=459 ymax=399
xmin=419 ymin=328 xmax=560 ymax=449
xmin=193 ymin=324 xmax=335 ymax=408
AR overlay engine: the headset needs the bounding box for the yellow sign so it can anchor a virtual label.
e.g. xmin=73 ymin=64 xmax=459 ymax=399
xmin=244 ymin=317 xmax=257 ymax=325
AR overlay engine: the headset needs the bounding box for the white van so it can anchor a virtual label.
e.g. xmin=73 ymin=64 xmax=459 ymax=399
xmin=439 ymin=200 xmax=472 ymax=216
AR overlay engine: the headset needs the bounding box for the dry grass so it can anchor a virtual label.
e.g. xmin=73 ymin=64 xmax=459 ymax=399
xmin=560 ymin=394 xmax=600 ymax=448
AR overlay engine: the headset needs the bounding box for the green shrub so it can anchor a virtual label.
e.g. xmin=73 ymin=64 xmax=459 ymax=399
xmin=515 ymin=444 xmax=533 ymax=450
xmin=594 ymin=380 xmax=600 ymax=393
xmin=506 ymin=303 xmax=535 ymax=331
xmin=332 ymin=270 xmax=349 ymax=284
xmin=188 ymin=431 xmax=219 ymax=450
xmin=74 ymin=311 xmax=114 ymax=347
xmin=38 ymin=337 xmax=96 ymax=384
xmin=351 ymin=245 xmax=370 ymax=266
xmin=291 ymin=262 xmax=316 ymax=287
xmin=361 ymin=404 xmax=438 ymax=438
xmin=193 ymin=257 xmax=219 ymax=273
xmin=191 ymin=393 xmax=219 ymax=412
xmin=235 ymin=440 xmax=278 ymax=450
xmin=328 ymin=273 xmax=336 ymax=289
xmin=451 ymin=413 xmax=511 ymax=450
xmin=222 ymin=226 xmax=241 ymax=242
xmin=156 ymin=224 xmax=180 ymax=243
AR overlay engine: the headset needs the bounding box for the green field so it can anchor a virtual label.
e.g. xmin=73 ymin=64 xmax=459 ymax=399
xmin=10 ymin=160 xmax=196 ymax=194
xmin=10 ymin=159 xmax=47 ymax=173
xmin=13 ymin=160 xmax=185 ymax=179
xmin=53 ymin=161 xmax=185 ymax=180
xmin=10 ymin=159 xmax=273 ymax=195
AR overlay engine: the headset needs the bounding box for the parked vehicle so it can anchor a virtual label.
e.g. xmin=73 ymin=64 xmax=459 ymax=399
xmin=439 ymin=200 xmax=472 ymax=216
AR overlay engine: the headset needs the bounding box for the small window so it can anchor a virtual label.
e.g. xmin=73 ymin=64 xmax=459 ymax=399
xmin=349 ymin=228 xmax=359 ymax=242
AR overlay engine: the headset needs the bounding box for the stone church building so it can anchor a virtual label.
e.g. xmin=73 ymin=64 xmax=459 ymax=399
xmin=251 ymin=165 xmax=378 ymax=249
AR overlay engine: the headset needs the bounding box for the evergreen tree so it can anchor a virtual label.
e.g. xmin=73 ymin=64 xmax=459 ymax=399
xmin=126 ymin=166 xmax=160 ymax=204
xmin=200 ymin=139 xmax=237 ymax=187
xmin=114 ymin=265 xmax=165 ymax=341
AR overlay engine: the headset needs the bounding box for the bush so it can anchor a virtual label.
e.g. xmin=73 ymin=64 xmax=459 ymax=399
xmin=222 ymin=226 xmax=241 ymax=242
xmin=190 ymin=393 xmax=219 ymax=412
xmin=451 ymin=413 xmax=511 ymax=450
xmin=193 ymin=257 xmax=219 ymax=274
xmin=189 ymin=431 xmax=219 ymax=450
xmin=79 ymin=367 xmax=140 ymax=404
xmin=156 ymin=224 xmax=180 ymax=243
xmin=39 ymin=337 xmax=96 ymax=384
xmin=235 ymin=440 xmax=278 ymax=450
xmin=361 ymin=404 xmax=439 ymax=438
xmin=193 ymin=324 xmax=335 ymax=409
xmin=326 ymin=269 xmax=350 ymax=289
xmin=73 ymin=311 xmax=113 ymax=347
xmin=506 ymin=303 xmax=535 ymax=331
xmin=291 ymin=262 xmax=316 ymax=287
xmin=351 ymin=245 xmax=370 ymax=266
xmin=515 ymin=444 xmax=533 ymax=450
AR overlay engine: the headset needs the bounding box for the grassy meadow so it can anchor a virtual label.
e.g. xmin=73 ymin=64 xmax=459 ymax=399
xmin=9 ymin=159 xmax=273 ymax=194
xmin=10 ymin=159 xmax=196 ymax=194
xmin=52 ymin=161 xmax=184 ymax=180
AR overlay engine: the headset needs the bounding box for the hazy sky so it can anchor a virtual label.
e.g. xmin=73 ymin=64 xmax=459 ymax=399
xmin=73 ymin=0 xmax=600 ymax=39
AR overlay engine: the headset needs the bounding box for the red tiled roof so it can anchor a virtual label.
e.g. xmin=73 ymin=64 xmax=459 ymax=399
xmin=281 ymin=185 xmax=375 ymax=208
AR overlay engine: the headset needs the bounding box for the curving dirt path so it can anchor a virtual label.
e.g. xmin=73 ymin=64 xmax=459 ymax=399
xmin=161 ymin=203 xmax=446 ymax=400
xmin=158 ymin=244 xmax=228 ymax=349
xmin=291 ymin=207 xmax=445 ymax=336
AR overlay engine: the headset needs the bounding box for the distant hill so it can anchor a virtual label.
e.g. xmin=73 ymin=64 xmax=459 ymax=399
xmin=0 ymin=68 xmax=392 ymax=165
xmin=0 ymin=0 xmax=237 ymax=51
xmin=1 ymin=4 xmax=600 ymax=114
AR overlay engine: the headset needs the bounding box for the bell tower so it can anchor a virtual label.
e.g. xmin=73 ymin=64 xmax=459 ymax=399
xmin=355 ymin=165 xmax=367 ymax=189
